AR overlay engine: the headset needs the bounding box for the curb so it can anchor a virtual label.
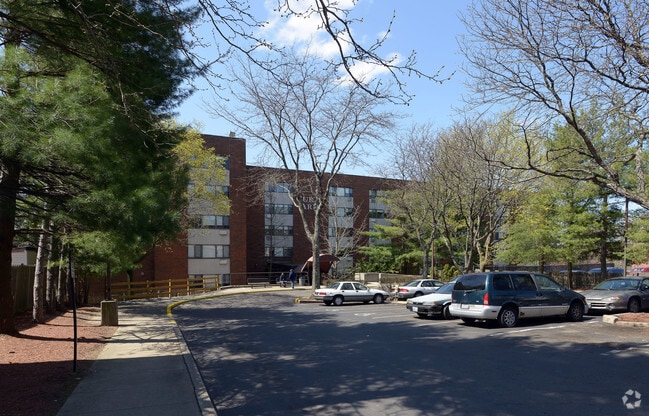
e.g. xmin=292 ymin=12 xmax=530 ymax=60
xmin=602 ymin=314 xmax=649 ymax=328
xmin=173 ymin=325 xmax=218 ymax=416
xmin=296 ymin=297 xmax=320 ymax=303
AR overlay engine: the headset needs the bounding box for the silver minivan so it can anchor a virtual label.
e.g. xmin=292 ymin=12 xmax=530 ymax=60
xmin=449 ymin=272 xmax=588 ymax=327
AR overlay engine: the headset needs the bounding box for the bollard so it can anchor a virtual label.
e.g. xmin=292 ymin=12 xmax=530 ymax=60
xmin=101 ymin=300 xmax=119 ymax=326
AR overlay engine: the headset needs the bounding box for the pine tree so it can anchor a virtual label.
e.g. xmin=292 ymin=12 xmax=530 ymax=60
xmin=0 ymin=1 xmax=199 ymax=334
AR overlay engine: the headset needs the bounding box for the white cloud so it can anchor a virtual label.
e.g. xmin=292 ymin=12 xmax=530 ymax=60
xmin=260 ymin=0 xmax=403 ymax=83
xmin=338 ymin=53 xmax=402 ymax=86
xmin=261 ymin=0 xmax=355 ymax=59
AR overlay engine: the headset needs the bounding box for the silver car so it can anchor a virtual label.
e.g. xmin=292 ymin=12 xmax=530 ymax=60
xmin=393 ymin=279 xmax=444 ymax=300
xmin=314 ymin=281 xmax=390 ymax=306
xmin=406 ymin=281 xmax=456 ymax=319
xmin=581 ymin=277 xmax=649 ymax=313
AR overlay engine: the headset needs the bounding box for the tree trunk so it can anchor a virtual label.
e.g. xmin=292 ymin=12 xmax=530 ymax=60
xmin=0 ymin=163 xmax=20 ymax=334
xmin=33 ymin=227 xmax=48 ymax=323
xmin=599 ymin=194 xmax=609 ymax=282
xmin=67 ymin=253 xmax=76 ymax=309
xmin=45 ymin=260 xmax=56 ymax=314
xmin=429 ymin=233 xmax=435 ymax=280
xmin=310 ymin=202 xmax=324 ymax=290
xmin=45 ymin=223 xmax=56 ymax=314
xmin=311 ymin=232 xmax=321 ymax=290
xmin=104 ymin=261 xmax=111 ymax=300
xmin=419 ymin=232 xmax=429 ymax=278
xmin=56 ymin=248 xmax=67 ymax=309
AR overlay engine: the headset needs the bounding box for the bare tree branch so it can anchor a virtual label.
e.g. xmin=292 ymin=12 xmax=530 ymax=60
xmin=460 ymin=0 xmax=649 ymax=208
xmin=208 ymin=49 xmax=398 ymax=287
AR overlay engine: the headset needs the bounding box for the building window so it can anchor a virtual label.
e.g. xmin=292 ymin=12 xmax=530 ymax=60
xmin=265 ymin=203 xmax=294 ymax=215
xmin=221 ymin=157 xmax=230 ymax=171
xmin=189 ymin=245 xmax=201 ymax=258
xmin=187 ymin=184 xmax=229 ymax=198
xmin=335 ymin=207 xmax=354 ymax=217
xmin=265 ymin=182 xmax=291 ymax=193
xmin=188 ymin=244 xmax=230 ymax=258
xmin=329 ymin=186 xmax=353 ymax=197
xmin=369 ymin=209 xmax=386 ymax=219
xmin=204 ymin=185 xmax=229 ymax=197
xmin=369 ymin=189 xmax=386 ymax=203
xmin=329 ymin=227 xmax=354 ymax=237
xmin=203 ymin=245 xmax=216 ymax=258
xmin=264 ymin=247 xmax=294 ymax=257
xmin=196 ymin=215 xmax=230 ymax=229
xmin=265 ymin=225 xmax=293 ymax=236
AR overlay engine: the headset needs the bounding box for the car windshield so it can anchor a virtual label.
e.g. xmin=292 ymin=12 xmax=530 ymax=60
xmin=593 ymin=279 xmax=640 ymax=290
xmin=435 ymin=283 xmax=454 ymax=294
xmin=326 ymin=282 xmax=341 ymax=289
xmin=404 ymin=280 xmax=421 ymax=287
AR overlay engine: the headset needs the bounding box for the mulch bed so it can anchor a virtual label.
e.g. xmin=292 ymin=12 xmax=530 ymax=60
xmin=0 ymin=307 xmax=117 ymax=416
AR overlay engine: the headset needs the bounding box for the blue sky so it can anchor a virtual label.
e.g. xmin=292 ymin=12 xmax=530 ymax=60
xmin=176 ymin=0 xmax=472 ymax=175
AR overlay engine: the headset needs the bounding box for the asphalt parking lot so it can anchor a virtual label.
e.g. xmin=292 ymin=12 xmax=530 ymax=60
xmin=174 ymin=291 xmax=649 ymax=416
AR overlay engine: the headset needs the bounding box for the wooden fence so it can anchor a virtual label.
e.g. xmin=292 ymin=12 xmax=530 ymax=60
xmin=110 ymin=276 xmax=220 ymax=301
xmin=11 ymin=265 xmax=35 ymax=314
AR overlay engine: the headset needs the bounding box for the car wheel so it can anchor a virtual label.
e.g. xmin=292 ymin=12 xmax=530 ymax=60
xmin=461 ymin=318 xmax=476 ymax=324
xmin=324 ymin=301 xmax=332 ymax=306
xmin=333 ymin=296 xmax=344 ymax=306
xmin=497 ymin=306 xmax=518 ymax=328
xmin=414 ymin=291 xmax=423 ymax=297
xmin=566 ymin=301 xmax=584 ymax=322
xmin=442 ymin=305 xmax=452 ymax=320
xmin=373 ymin=294 xmax=384 ymax=304
xmin=628 ymin=297 xmax=641 ymax=313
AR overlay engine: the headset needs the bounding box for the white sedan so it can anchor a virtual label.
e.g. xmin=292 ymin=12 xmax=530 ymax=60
xmin=405 ymin=281 xmax=456 ymax=319
xmin=393 ymin=279 xmax=445 ymax=299
xmin=314 ymin=281 xmax=390 ymax=306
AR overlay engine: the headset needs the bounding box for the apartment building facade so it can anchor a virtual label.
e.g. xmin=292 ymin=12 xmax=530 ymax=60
xmin=138 ymin=134 xmax=398 ymax=286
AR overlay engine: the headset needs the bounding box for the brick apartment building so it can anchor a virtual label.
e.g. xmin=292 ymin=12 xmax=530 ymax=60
xmin=137 ymin=134 xmax=401 ymax=286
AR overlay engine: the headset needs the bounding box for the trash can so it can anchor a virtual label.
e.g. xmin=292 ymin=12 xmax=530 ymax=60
xmin=298 ymin=276 xmax=305 ymax=286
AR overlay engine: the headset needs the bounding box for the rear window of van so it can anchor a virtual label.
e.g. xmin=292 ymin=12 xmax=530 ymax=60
xmin=454 ymin=274 xmax=487 ymax=290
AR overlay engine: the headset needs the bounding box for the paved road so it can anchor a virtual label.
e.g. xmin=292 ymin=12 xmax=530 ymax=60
xmin=173 ymin=291 xmax=649 ymax=416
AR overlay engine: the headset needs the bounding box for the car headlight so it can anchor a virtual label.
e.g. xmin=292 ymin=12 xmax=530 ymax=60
xmin=603 ymin=296 xmax=622 ymax=302
xmin=406 ymin=299 xmax=413 ymax=305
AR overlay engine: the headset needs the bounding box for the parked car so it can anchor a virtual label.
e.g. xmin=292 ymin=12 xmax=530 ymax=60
xmin=314 ymin=281 xmax=390 ymax=306
xmin=630 ymin=265 xmax=649 ymax=276
xmin=406 ymin=281 xmax=456 ymax=319
xmin=393 ymin=279 xmax=445 ymax=300
xmin=587 ymin=267 xmax=625 ymax=278
xmin=581 ymin=276 xmax=649 ymax=313
xmin=449 ymin=272 xmax=587 ymax=328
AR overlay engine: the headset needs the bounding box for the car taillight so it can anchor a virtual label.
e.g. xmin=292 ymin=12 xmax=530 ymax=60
xmin=483 ymin=292 xmax=489 ymax=305
xmin=398 ymin=288 xmax=409 ymax=293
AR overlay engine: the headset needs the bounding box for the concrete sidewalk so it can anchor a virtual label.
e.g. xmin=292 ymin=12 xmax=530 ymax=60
xmin=57 ymin=286 xmax=309 ymax=416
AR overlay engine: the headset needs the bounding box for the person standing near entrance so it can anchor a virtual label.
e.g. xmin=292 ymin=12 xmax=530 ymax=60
xmin=289 ymin=269 xmax=296 ymax=289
